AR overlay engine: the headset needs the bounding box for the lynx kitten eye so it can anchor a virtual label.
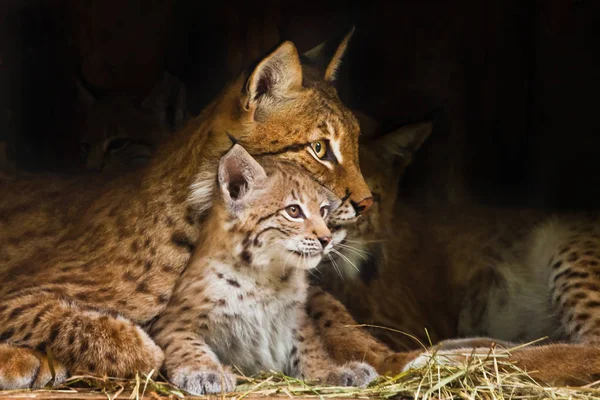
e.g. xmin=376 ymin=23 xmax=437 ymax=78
xmin=286 ymin=205 xmax=303 ymax=219
xmin=311 ymin=140 xmax=327 ymax=159
xmin=320 ymin=206 xmax=328 ymax=218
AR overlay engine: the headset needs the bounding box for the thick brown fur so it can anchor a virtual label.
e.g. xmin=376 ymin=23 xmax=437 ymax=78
xmin=151 ymin=146 xmax=376 ymax=395
xmin=307 ymin=119 xmax=600 ymax=386
xmin=0 ymin=34 xmax=373 ymax=389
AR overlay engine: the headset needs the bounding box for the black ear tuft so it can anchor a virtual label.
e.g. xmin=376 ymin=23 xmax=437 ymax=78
xmin=301 ymin=25 xmax=355 ymax=82
xmin=226 ymin=132 xmax=238 ymax=145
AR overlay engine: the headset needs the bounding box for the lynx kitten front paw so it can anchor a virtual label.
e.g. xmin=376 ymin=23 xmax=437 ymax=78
xmin=326 ymin=362 xmax=377 ymax=388
xmin=170 ymin=365 xmax=236 ymax=395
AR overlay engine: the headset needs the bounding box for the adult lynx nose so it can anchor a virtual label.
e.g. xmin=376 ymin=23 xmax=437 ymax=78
xmin=352 ymin=196 xmax=373 ymax=215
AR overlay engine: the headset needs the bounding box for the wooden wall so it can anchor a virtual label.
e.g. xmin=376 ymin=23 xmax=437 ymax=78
xmin=1 ymin=0 xmax=598 ymax=209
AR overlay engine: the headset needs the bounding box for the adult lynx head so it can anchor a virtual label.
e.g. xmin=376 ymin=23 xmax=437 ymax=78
xmin=77 ymin=72 xmax=189 ymax=173
xmin=190 ymin=29 xmax=373 ymax=221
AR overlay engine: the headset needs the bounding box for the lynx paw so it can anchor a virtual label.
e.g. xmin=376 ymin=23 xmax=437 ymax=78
xmin=403 ymin=347 xmax=499 ymax=372
xmin=170 ymin=365 xmax=236 ymax=395
xmin=326 ymin=362 xmax=377 ymax=388
xmin=0 ymin=345 xmax=68 ymax=390
xmin=54 ymin=315 xmax=164 ymax=377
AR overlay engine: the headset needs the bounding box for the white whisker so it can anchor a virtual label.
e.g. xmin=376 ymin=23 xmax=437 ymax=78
xmin=326 ymin=253 xmax=341 ymax=279
xmin=337 ymin=243 xmax=370 ymax=258
xmin=332 ymin=249 xmax=360 ymax=273
xmin=343 ymin=238 xmax=388 ymax=244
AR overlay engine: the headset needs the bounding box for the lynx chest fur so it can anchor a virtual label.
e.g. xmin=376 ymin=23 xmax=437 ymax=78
xmin=198 ymin=259 xmax=306 ymax=374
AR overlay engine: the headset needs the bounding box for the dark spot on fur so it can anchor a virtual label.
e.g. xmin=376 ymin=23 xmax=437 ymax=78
xmin=136 ymin=281 xmax=149 ymax=293
xmin=217 ymin=299 xmax=227 ymax=306
xmin=567 ymin=270 xmax=590 ymax=279
xmin=171 ymin=231 xmax=196 ymax=253
xmin=567 ymin=252 xmax=580 ymax=262
xmin=552 ymin=261 xmax=563 ymax=269
xmin=0 ymin=328 xmax=15 ymax=341
xmin=217 ymin=273 xmax=224 ymax=279
xmin=48 ymin=322 xmax=61 ymax=343
xmin=227 ymin=279 xmax=241 ymax=288
xmin=31 ymin=305 xmax=52 ymax=329
xmin=559 ymin=246 xmax=571 ymax=255
xmin=553 ymin=269 xmax=571 ymax=283
xmin=585 ymin=300 xmax=600 ymax=308
xmin=576 ymin=313 xmax=591 ymax=322
xmin=158 ymin=293 xmax=170 ymax=304
xmin=311 ymin=312 xmax=323 ymax=320
xmin=241 ymin=250 xmax=252 ymax=264
xmin=124 ymin=271 xmax=137 ymax=281
xmin=9 ymin=305 xmax=27 ymax=319
xmin=130 ymin=240 xmax=139 ymax=253
xmin=144 ymin=261 xmax=153 ymax=272
xmin=161 ymin=264 xmax=177 ymax=274
xmin=324 ymin=320 xmax=332 ymax=328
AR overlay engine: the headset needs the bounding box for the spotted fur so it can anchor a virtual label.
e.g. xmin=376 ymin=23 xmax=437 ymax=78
xmin=309 ymin=120 xmax=600 ymax=385
xmin=150 ymin=145 xmax=376 ymax=395
xmin=0 ymin=34 xmax=372 ymax=389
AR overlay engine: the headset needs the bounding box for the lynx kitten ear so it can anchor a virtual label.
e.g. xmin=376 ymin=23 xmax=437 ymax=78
xmin=218 ymin=144 xmax=267 ymax=212
xmin=302 ymin=26 xmax=355 ymax=82
xmin=243 ymin=42 xmax=303 ymax=119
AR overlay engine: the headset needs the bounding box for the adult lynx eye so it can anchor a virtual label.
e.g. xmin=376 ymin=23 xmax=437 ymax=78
xmin=286 ymin=205 xmax=302 ymax=218
xmin=320 ymin=206 xmax=328 ymax=218
xmin=311 ymin=140 xmax=327 ymax=159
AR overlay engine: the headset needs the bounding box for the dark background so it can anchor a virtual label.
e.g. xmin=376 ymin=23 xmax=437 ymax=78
xmin=1 ymin=0 xmax=599 ymax=210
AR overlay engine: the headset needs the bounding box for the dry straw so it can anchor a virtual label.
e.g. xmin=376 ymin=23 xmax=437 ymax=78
xmin=2 ymin=341 xmax=600 ymax=400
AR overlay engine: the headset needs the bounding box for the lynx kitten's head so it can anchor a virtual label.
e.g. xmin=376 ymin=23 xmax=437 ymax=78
xmin=215 ymin=144 xmax=341 ymax=270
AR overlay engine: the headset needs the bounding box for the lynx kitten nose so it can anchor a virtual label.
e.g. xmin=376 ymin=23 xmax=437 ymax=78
xmin=318 ymin=236 xmax=332 ymax=247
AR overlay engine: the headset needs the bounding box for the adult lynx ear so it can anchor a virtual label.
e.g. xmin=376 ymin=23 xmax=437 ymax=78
xmin=373 ymin=122 xmax=433 ymax=167
xmin=140 ymin=72 xmax=189 ymax=132
xmin=218 ymin=144 xmax=268 ymax=212
xmin=75 ymin=77 xmax=97 ymax=106
xmin=302 ymin=26 xmax=355 ymax=82
xmin=243 ymin=42 xmax=303 ymax=119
